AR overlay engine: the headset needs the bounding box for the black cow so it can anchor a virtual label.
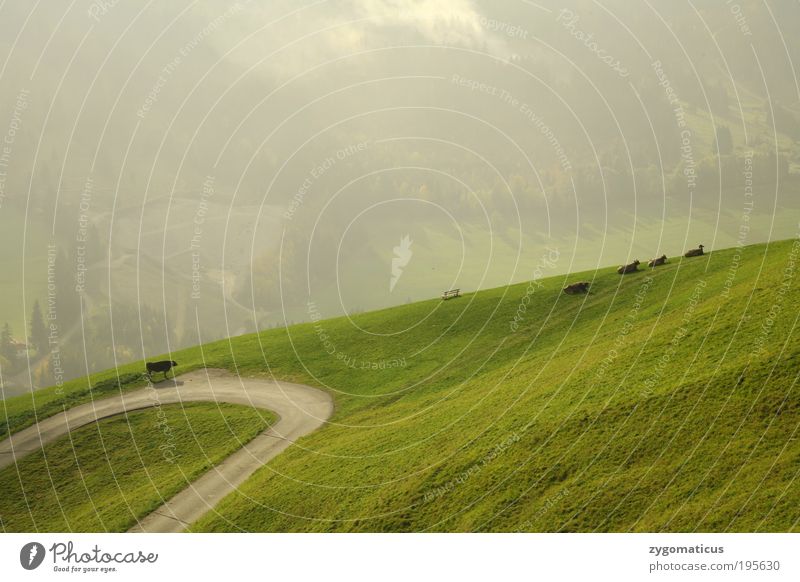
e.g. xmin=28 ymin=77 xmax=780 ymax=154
xmin=648 ymin=254 xmax=668 ymax=268
xmin=563 ymin=281 xmax=590 ymax=295
xmin=684 ymin=244 xmax=705 ymax=257
xmin=617 ymin=259 xmax=640 ymax=275
xmin=146 ymin=360 xmax=178 ymax=380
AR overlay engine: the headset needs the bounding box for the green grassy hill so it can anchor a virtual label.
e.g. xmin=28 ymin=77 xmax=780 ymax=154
xmin=2 ymin=238 xmax=799 ymax=532
xmin=0 ymin=403 xmax=274 ymax=532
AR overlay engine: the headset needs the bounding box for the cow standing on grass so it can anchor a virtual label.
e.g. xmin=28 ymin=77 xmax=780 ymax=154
xmin=146 ymin=360 xmax=178 ymax=380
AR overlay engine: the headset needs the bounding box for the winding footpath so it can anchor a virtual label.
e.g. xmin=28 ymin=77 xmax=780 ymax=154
xmin=0 ymin=368 xmax=333 ymax=533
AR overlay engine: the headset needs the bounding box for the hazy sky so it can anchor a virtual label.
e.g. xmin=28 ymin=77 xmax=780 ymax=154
xmin=1 ymin=0 xmax=798 ymax=392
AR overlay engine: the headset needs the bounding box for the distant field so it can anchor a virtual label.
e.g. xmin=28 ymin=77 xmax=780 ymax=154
xmin=2 ymin=238 xmax=799 ymax=532
xmin=0 ymin=403 xmax=274 ymax=532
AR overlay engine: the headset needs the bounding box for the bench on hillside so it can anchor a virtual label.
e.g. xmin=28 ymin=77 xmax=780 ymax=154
xmin=441 ymin=289 xmax=461 ymax=300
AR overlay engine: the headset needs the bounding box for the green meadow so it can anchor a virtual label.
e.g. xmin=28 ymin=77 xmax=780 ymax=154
xmin=1 ymin=238 xmax=799 ymax=532
xmin=0 ymin=403 xmax=274 ymax=532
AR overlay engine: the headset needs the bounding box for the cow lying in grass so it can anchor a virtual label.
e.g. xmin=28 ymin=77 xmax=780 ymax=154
xmin=648 ymin=254 xmax=668 ymax=268
xmin=146 ymin=360 xmax=178 ymax=380
xmin=684 ymin=244 xmax=705 ymax=257
xmin=617 ymin=259 xmax=640 ymax=275
xmin=563 ymin=281 xmax=590 ymax=295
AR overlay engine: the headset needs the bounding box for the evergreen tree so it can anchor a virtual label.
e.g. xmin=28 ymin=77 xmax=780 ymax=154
xmin=30 ymin=300 xmax=48 ymax=354
xmin=0 ymin=323 xmax=15 ymax=362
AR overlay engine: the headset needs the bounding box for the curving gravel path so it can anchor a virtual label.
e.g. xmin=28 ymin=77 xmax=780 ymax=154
xmin=0 ymin=368 xmax=333 ymax=533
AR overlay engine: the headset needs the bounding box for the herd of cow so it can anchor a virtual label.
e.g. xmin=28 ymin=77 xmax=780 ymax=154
xmin=563 ymin=244 xmax=706 ymax=295
xmin=142 ymin=244 xmax=707 ymax=376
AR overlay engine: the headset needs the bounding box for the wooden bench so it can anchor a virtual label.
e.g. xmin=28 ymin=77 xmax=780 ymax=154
xmin=441 ymin=289 xmax=461 ymax=300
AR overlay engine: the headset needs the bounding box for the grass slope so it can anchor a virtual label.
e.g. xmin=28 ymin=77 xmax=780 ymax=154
xmin=2 ymin=239 xmax=799 ymax=532
xmin=0 ymin=403 xmax=274 ymax=532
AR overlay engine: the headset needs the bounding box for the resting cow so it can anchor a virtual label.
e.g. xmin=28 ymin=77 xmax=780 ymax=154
xmin=563 ymin=281 xmax=590 ymax=295
xmin=146 ymin=360 xmax=178 ymax=380
xmin=648 ymin=254 xmax=668 ymax=268
xmin=684 ymin=244 xmax=705 ymax=257
xmin=617 ymin=260 xmax=640 ymax=275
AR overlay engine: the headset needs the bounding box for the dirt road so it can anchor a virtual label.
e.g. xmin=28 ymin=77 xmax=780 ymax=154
xmin=0 ymin=368 xmax=333 ymax=532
